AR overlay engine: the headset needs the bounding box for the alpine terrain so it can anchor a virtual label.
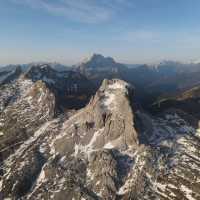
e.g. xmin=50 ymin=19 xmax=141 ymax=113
xmin=0 ymin=56 xmax=200 ymax=200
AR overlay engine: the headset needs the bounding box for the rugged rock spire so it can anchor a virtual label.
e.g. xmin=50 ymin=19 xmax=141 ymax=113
xmin=51 ymin=79 xmax=139 ymax=158
xmin=1 ymin=75 xmax=200 ymax=200
xmin=0 ymin=78 xmax=140 ymax=199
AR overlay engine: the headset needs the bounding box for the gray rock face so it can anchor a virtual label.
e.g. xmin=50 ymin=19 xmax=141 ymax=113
xmin=52 ymin=79 xmax=138 ymax=158
xmin=88 ymin=150 xmax=119 ymax=199
xmin=76 ymin=54 xmax=126 ymax=89
xmin=0 ymin=66 xmax=22 ymax=86
xmin=0 ymin=78 xmax=140 ymax=199
xmin=87 ymin=79 xmax=138 ymax=148
xmin=0 ymin=78 xmax=55 ymax=160
xmin=78 ymin=54 xmax=125 ymax=71
xmin=0 ymin=77 xmax=200 ymax=200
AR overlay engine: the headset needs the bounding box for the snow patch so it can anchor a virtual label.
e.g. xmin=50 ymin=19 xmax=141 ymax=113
xmin=4 ymin=120 xmax=54 ymax=177
xmin=156 ymin=182 xmax=166 ymax=191
xmin=87 ymin=168 xmax=94 ymax=181
xmin=104 ymin=92 xmax=116 ymax=109
xmin=108 ymin=82 xmax=128 ymax=90
xmin=104 ymin=142 xmax=114 ymax=149
xmin=0 ymin=180 xmax=3 ymax=191
xmin=196 ymin=128 xmax=200 ymax=137
xmin=74 ymin=128 xmax=104 ymax=157
xmin=39 ymin=144 xmax=46 ymax=153
xmin=19 ymin=78 xmax=33 ymax=97
xmin=87 ymin=129 xmax=103 ymax=148
xmin=180 ymin=185 xmax=196 ymax=200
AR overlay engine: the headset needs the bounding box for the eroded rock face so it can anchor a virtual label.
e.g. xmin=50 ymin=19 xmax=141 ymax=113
xmin=0 ymin=65 xmax=22 ymax=86
xmin=1 ymin=78 xmax=200 ymax=200
xmin=53 ymin=79 xmax=139 ymax=158
xmin=0 ymin=78 xmax=140 ymax=199
xmin=87 ymin=79 xmax=138 ymax=148
xmin=0 ymin=78 xmax=55 ymax=160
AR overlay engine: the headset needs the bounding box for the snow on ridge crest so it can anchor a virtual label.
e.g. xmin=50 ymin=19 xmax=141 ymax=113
xmin=101 ymin=79 xmax=130 ymax=91
xmin=100 ymin=79 xmax=131 ymax=111
xmin=108 ymin=79 xmax=130 ymax=91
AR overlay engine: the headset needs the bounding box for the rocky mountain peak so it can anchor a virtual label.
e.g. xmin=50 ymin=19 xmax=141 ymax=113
xmin=51 ymin=79 xmax=138 ymax=159
xmin=83 ymin=53 xmax=114 ymax=63
xmin=86 ymin=79 xmax=138 ymax=148
xmin=0 ymin=65 xmax=22 ymax=85
xmin=1 ymin=52 xmax=200 ymax=200
xmin=79 ymin=53 xmax=123 ymax=70
xmin=1 ymin=73 xmax=200 ymax=199
xmin=24 ymin=64 xmax=56 ymax=82
xmin=0 ymin=78 xmax=56 ymax=161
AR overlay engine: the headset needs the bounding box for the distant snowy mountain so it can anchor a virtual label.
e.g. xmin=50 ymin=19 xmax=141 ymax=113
xmin=77 ymin=53 xmax=126 ymax=71
xmin=24 ymin=62 xmax=71 ymax=72
xmin=0 ymin=62 xmax=70 ymax=74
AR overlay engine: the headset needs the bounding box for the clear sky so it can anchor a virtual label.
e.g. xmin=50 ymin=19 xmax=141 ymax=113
xmin=1 ymin=0 xmax=200 ymax=65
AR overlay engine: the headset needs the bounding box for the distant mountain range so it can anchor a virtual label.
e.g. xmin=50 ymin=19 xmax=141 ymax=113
xmin=1 ymin=54 xmax=200 ymax=107
xmin=1 ymin=53 xmax=200 ymax=107
xmin=2 ymin=54 xmax=200 ymax=72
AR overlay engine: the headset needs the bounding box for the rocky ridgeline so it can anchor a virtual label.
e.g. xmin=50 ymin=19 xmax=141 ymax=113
xmin=0 ymin=66 xmax=22 ymax=85
xmin=24 ymin=64 xmax=94 ymax=109
xmin=0 ymin=73 xmax=200 ymax=199
xmin=0 ymin=78 xmax=140 ymax=199
xmin=0 ymin=78 xmax=56 ymax=159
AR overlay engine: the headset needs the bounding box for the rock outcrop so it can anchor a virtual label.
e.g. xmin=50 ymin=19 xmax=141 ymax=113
xmin=52 ymin=79 xmax=138 ymax=158
xmin=0 ymin=78 xmax=56 ymax=160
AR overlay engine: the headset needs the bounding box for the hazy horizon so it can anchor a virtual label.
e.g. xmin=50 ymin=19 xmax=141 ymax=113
xmin=1 ymin=53 xmax=200 ymax=68
xmin=1 ymin=0 xmax=200 ymax=65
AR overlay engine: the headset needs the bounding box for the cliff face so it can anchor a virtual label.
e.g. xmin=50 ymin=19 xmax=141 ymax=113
xmin=48 ymin=79 xmax=139 ymax=160
xmin=1 ymin=77 xmax=200 ymax=200
xmin=0 ymin=78 xmax=140 ymax=200
xmin=0 ymin=78 xmax=56 ymax=160
xmin=68 ymin=79 xmax=139 ymax=150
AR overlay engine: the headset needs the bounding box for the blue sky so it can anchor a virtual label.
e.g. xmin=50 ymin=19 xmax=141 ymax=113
xmin=1 ymin=0 xmax=200 ymax=65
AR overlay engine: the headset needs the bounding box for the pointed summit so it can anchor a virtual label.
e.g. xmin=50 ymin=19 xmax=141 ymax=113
xmin=82 ymin=53 xmax=115 ymax=64
xmin=51 ymin=78 xmax=138 ymax=156
xmin=78 ymin=53 xmax=125 ymax=70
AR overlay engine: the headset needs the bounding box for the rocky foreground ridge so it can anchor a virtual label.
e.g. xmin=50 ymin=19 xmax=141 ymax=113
xmin=0 ymin=74 xmax=200 ymax=200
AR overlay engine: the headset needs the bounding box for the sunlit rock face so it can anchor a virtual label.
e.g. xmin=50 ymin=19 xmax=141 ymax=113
xmin=0 ymin=75 xmax=200 ymax=200
xmin=0 ymin=78 xmax=139 ymax=199
xmin=0 ymin=78 xmax=56 ymax=159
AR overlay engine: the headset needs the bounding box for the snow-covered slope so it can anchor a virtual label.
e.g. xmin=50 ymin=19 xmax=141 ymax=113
xmin=0 ymin=76 xmax=200 ymax=200
xmin=0 ymin=79 xmax=139 ymax=199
